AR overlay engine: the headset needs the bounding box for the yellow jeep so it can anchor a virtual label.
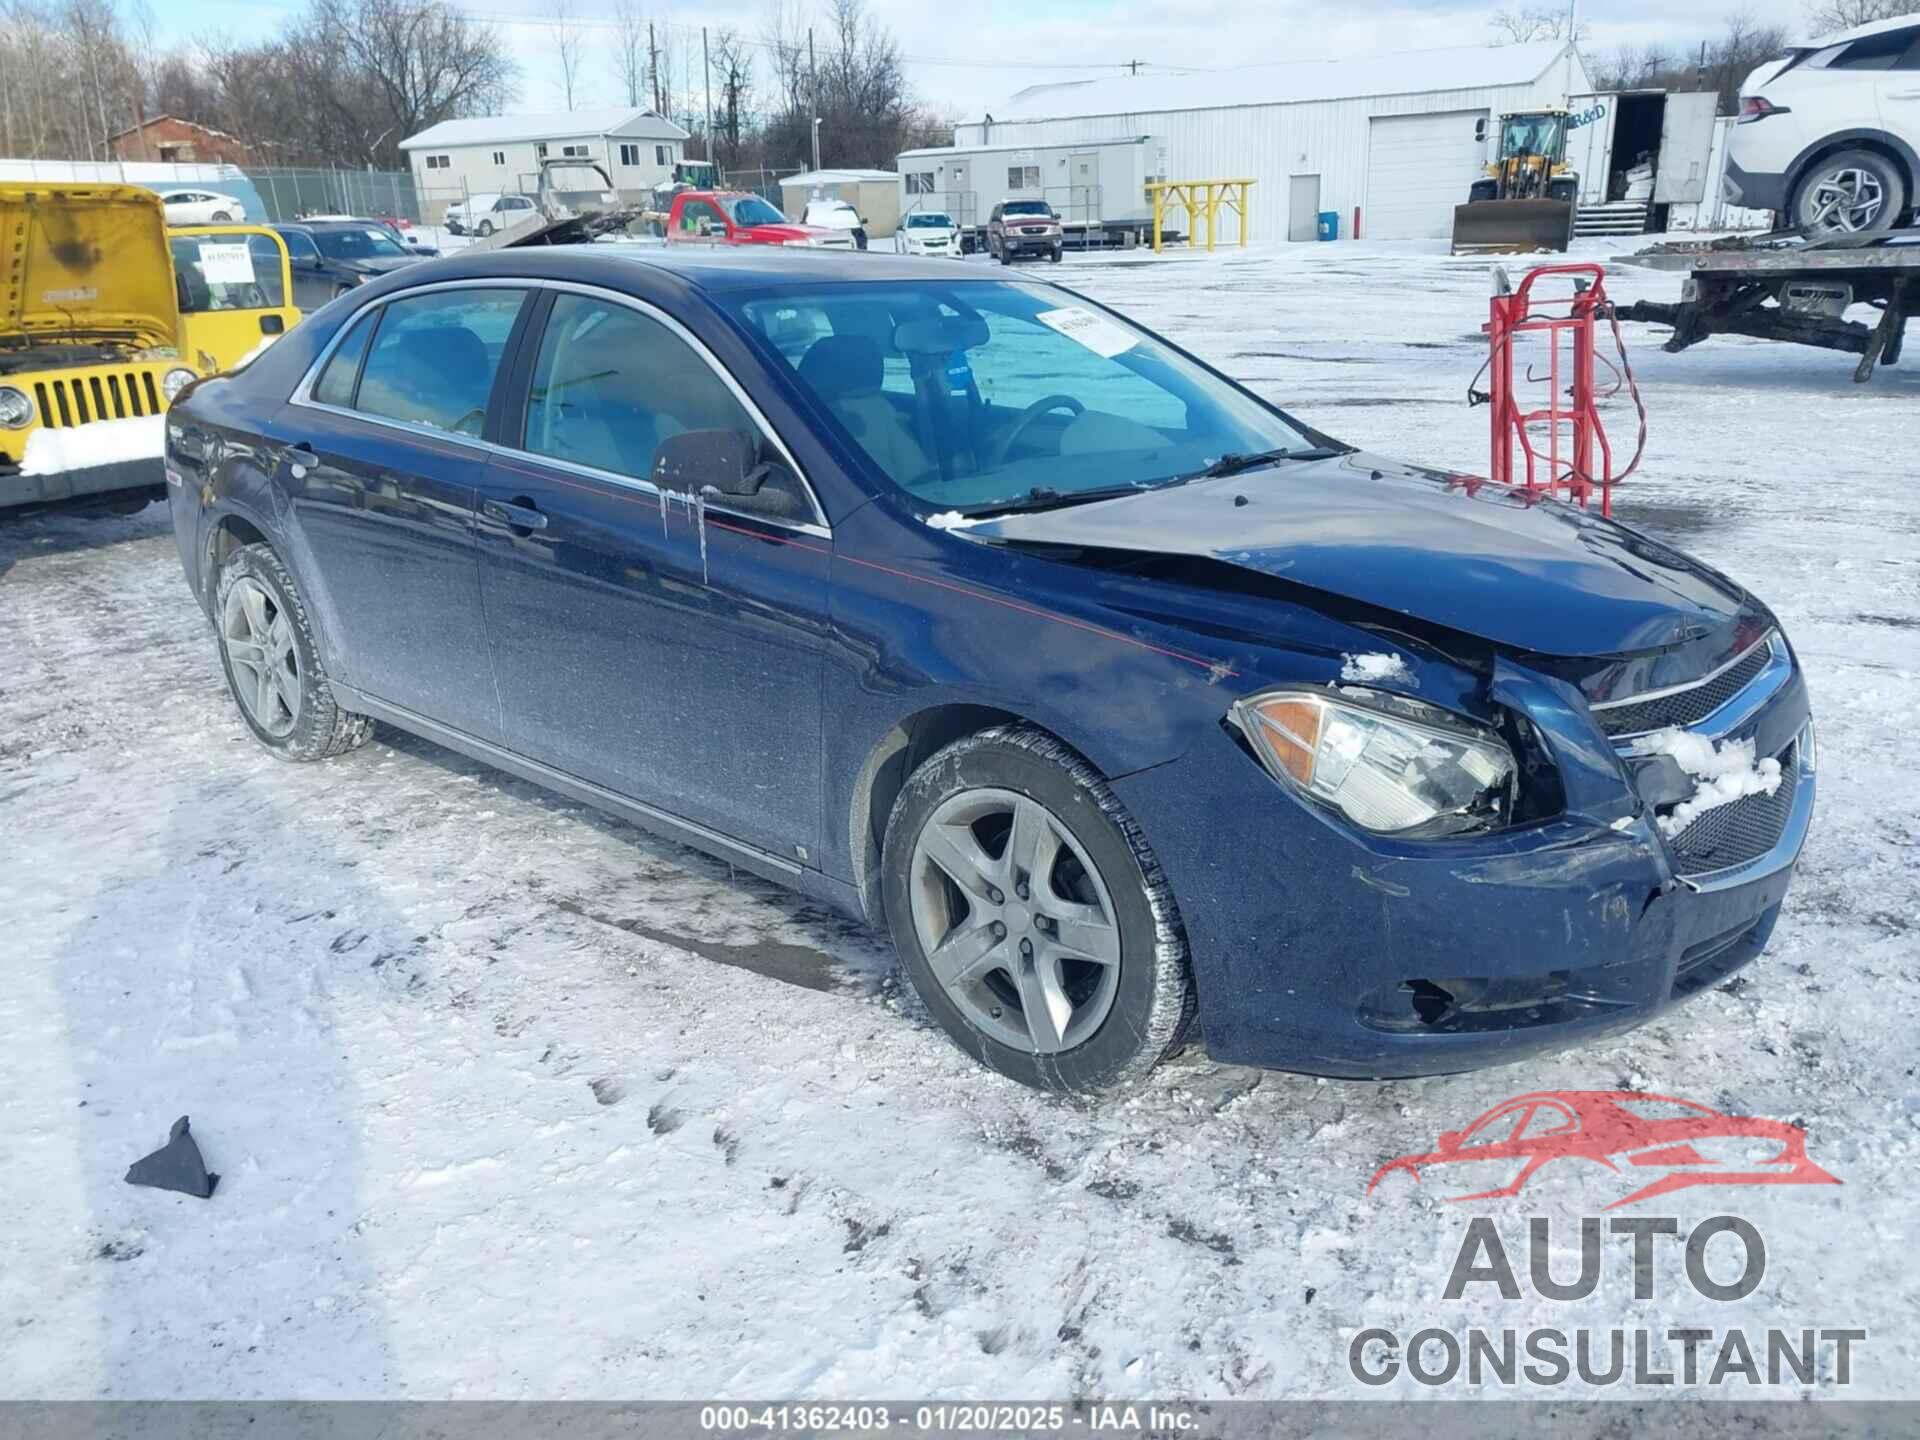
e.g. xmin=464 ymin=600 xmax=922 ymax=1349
xmin=0 ymin=183 xmax=296 ymax=514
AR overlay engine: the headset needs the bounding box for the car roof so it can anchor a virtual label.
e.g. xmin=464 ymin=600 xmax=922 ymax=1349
xmin=278 ymin=219 xmax=393 ymax=232
xmin=387 ymin=243 xmax=1034 ymax=295
xmin=1807 ymin=13 xmax=1919 ymax=45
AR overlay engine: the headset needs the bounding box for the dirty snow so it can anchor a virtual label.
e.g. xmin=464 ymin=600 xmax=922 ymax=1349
xmin=2 ymin=237 xmax=1917 ymax=1404
xmin=1643 ymin=728 xmax=1785 ymax=837
xmin=1341 ymin=651 xmax=1410 ymax=684
xmin=18 ymin=414 xmax=163 ymax=476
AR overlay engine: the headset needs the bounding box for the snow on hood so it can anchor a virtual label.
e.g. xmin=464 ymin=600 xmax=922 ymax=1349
xmin=963 ymin=453 xmax=1750 ymax=659
xmin=0 ymin=182 xmax=175 ymax=346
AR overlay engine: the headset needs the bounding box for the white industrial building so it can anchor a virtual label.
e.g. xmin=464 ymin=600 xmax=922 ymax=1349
xmin=946 ymin=40 xmax=1593 ymax=243
xmin=400 ymin=108 xmax=690 ymax=221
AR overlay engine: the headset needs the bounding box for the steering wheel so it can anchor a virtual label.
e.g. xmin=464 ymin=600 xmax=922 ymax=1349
xmin=986 ymin=393 xmax=1084 ymax=468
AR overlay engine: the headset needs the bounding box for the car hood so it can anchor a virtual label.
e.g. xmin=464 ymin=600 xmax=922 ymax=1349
xmin=0 ymin=182 xmax=174 ymax=346
xmin=964 ymin=453 xmax=1749 ymax=658
xmin=744 ymin=222 xmax=840 ymax=243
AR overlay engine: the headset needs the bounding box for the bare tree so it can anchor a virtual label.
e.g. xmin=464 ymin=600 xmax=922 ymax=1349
xmin=549 ymin=0 xmax=583 ymax=110
xmin=1489 ymin=4 xmax=1589 ymax=44
xmin=608 ymin=0 xmax=647 ymax=108
xmin=709 ymin=26 xmax=751 ymax=169
xmin=1805 ymin=0 xmax=1919 ymax=28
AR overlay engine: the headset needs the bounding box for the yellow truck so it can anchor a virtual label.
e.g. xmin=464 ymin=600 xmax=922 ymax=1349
xmin=0 ymin=183 xmax=297 ymax=514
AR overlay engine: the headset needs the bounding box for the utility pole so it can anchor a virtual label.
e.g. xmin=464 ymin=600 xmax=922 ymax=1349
xmin=1563 ymin=0 xmax=1578 ymax=101
xmin=702 ymin=25 xmax=712 ymax=168
xmin=648 ymin=21 xmax=660 ymax=115
xmin=808 ymin=26 xmax=819 ymax=171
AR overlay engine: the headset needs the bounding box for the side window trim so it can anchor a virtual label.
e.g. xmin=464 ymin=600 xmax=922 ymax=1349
xmin=495 ymin=279 xmax=830 ymax=535
xmin=290 ymin=279 xmax=535 ymax=452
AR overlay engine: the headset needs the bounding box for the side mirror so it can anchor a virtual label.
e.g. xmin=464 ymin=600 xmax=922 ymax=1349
xmin=259 ymin=314 xmax=285 ymax=334
xmin=653 ymin=428 xmax=802 ymax=518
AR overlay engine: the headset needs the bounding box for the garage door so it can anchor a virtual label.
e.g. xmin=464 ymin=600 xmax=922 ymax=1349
xmin=1364 ymin=111 xmax=1488 ymax=240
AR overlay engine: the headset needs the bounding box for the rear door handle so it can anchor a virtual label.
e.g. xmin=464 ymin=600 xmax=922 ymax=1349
xmin=483 ymin=496 xmax=549 ymax=532
xmin=285 ymin=441 xmax=317 ymax=479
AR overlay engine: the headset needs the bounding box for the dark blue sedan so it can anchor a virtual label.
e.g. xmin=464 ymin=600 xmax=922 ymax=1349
xmin=163 ymin=247 xmax=1814 ymax=1092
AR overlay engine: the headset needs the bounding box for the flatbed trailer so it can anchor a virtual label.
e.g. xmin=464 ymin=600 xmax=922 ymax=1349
xmin=1614 ymin=232 xmax=1919 ymax=383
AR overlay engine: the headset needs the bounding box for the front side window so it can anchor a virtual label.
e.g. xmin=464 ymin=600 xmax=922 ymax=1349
xmin=521 ymin=293 xmax=803 ymax=513
xmin=280 ymin=229 xmax=319 ymax=262
xmin=353 ymin=289 xmax=525 ymax=435
xmin=680 ymin=198 xmax=725 ymax=232
xmin=171 ymin=233 xmax=287 ymax=312
xmin=728 ymin=281 xmax=1313 ymax=511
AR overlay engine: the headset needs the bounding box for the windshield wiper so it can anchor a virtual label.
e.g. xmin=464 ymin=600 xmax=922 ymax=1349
xmin=1192 ymin=445 xmax=1350 ymax=479
xmin=968 ymin=483 xmax=1149 ymax=517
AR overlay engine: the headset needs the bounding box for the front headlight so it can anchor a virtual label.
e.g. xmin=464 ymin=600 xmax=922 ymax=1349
xmin=160 ymin=367 xmax=198 ymax=402
xmin=1230 ymin=690 xmax=1516 ymax=836
xmin=0 ymin=385 xmax=33 ymax=428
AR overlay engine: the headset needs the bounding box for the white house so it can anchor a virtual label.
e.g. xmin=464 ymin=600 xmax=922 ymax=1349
xmin=942 ymin=41 xmax=1593 ymax=242
xmin=400 ymin=107 xmax=691 ymax=221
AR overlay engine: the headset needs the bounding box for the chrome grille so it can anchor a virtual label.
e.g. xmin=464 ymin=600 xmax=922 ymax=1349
xmin=1665 ymin=740 xmax=1798 ymax=877
xmin=1593 ymin=635 xmax=1773 ymax=737
xmin=31 ymin=370 xmax=163 ymax=428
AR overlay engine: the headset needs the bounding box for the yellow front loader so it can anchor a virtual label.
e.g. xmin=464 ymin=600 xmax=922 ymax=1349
xmin=1451 ymin=111 xmax=1580 ymax=255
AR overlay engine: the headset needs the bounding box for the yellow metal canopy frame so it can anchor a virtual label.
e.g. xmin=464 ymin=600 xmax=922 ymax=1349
xmin=1145 ymin=179 xmax=1256 ymax=253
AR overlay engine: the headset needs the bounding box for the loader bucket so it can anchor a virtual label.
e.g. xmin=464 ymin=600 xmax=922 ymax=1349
xmin=1450 ymin=199 xmax=1575 ymax=256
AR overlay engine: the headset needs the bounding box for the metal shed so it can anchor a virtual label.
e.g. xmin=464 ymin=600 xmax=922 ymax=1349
xmin=777 ymin=169 xmax=903 ymax=238
xmin=945 ymin=41 xmax=1594 ymax=243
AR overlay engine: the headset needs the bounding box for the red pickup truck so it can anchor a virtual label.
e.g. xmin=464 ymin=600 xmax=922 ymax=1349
xmin=664 ymin=190 xmax=853 ymax=249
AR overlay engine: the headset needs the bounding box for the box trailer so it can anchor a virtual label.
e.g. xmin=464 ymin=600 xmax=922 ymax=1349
xmin=1563 ymin=89 xmax=1721 ymax=237
xmin=894 ymin=135 xmax=1169 ymax=252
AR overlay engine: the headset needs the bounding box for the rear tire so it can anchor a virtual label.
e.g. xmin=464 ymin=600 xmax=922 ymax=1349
xmin=1791 ymin=149 xmax=1906 ymax=236
xmin=214 ymin=542 xmax=373 ymax=762
xmin=881 ymin=725 xmax=1195 ymax=1094
xmin=210 ymin=210 xmax=232 ymax=222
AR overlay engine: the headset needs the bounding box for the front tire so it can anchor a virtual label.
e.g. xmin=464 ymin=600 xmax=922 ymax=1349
xmin=1792 ymin=149 xmax=1906 ymax=235
xmin=477 ymin=218 xmax=495 ymax=237
xmin=214 ymin=542 xmax=373 ymax=762
xmin=881 ymin=726 xmax=1195 ymax=1093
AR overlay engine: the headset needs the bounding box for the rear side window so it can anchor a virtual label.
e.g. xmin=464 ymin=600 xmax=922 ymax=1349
xmin=1820 ymin=27 xmax=1919 ymax=69
xmin=353 ymin=289 xmax=525 ymax=436
xmin=313 ymin=311 xmax=375 ymax=407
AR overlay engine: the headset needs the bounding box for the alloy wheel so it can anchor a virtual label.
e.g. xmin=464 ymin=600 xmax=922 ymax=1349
xmin=1805 ymin=168 xmax=1886 ymax=233
xmin=908 ymin=787 xmax=1122 ymax=1054
xmin=222 ymin=576 xmax=302 ymax=738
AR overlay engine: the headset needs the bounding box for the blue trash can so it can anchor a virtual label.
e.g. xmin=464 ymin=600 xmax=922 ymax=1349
xmin=1316 ymin=210 xmax=1339 ymax=242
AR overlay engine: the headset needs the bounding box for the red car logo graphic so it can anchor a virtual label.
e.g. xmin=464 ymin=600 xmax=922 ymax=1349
xmin=1367 ymin=1091 xmax=1840 ymax=1209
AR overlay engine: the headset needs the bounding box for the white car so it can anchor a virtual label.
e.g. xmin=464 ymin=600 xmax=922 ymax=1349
xmin=1728 ymin=14 xmax=1920 ymax=234
xmin=160 ymin=189 xmax=247 ymax=225
xmin=444 ymin=193 xmax=537 ymax=237
xmin=899 ymin=210 xmax=960 ymax=256
xmin=802 ymin=198 xmax=867 ymax=249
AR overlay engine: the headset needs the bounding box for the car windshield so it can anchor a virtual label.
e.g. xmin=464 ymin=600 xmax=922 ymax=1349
xmin=907 ymin=213 xmax=952 ymax=228
xmin=1004 ymin=201 xmax=1052 ymax=218
xmin=313 ymin=227 xmax=409 ymax=260
xmin=1500 ymin=114 xmax=1566 ymax=160
xmin=724 ymin=194 xmax=787 ymax=226
xmin=728 ymin=280 xmax=1316 ymax=512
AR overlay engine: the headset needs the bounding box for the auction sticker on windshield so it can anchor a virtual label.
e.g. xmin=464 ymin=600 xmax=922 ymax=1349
xmin=1036 ymin=305 xmax=1138 ymax=359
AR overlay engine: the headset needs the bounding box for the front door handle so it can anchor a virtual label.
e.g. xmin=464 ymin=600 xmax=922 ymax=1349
xmin=483 ymin=496 xmax=549 ymax=532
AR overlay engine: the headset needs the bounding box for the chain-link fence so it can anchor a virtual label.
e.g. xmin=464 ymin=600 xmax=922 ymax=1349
xmin=244 ymin=166 xmax=421 ymax=223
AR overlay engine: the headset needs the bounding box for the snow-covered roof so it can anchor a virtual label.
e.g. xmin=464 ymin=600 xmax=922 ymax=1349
xmin=975 ymin=40 xmax=1576 ymax=124
xmin=401 ymin=108 xmax=688 ymax=150
xmin=778 ymin=169 xmax=898 ymax=186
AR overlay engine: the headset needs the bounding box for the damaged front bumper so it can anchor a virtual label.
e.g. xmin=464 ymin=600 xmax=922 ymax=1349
xmin=1109 ymin=659 xmax=1814 ymax=1079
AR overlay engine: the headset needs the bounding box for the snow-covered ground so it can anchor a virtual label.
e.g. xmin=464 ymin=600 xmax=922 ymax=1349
xmin=2 ymin=238 xmax=1915 ymax=1403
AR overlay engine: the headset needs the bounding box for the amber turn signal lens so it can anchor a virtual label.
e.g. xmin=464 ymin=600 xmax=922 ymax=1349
xmin=1249 ymin=697 xmax=1321 ymax=785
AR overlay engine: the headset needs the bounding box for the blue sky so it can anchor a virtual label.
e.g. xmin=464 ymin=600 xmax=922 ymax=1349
xmin=149 ymin=0 xmax=1819 ymax=123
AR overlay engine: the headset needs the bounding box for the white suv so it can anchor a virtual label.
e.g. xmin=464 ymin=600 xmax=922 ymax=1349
xmin=1728 ymin=15 xmax=1920 ymax=234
